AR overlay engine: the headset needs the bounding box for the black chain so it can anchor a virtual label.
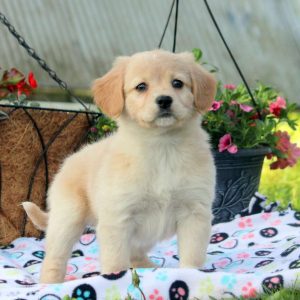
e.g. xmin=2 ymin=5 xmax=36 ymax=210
xmin=158 ymin=0 xmax=179 ymax=53
xmin=158 ymin=0 xmax=175 ymax=49
xmin=0 ymin=11 xmax=89 ymax=111
xmin=172 ymin=0 xmax=179 ymax=52
xmin=202 ymin=0 xmax=262 ymax=119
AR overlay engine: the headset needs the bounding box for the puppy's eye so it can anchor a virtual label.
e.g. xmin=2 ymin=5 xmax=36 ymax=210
xmin=172 ymin=79 xmax=183 ymax=89
xmin=135 ymin=82 xmax=148 ymax=92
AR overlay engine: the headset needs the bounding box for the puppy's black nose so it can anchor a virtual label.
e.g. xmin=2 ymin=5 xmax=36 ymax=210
xmin=156 ymin=95 xmax=173 ymax=110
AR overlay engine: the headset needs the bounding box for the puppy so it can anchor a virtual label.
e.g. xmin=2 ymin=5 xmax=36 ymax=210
xmin=23 ymin=49 xmax=216 ymax=283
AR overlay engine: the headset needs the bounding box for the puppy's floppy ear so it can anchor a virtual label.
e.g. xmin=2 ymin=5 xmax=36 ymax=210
xmin=92 ymin=56 xmax=129 ymax=118
xmin=178 ymin=52 xmax=216 ymax=113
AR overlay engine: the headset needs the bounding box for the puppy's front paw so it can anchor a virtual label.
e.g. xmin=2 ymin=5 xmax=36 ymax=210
xmin=179 ymin=263 xmax=202 ymax=269
xmin=179 ymin=255 xmax=206 ymax=269
xmin=101 ymin=264 xmax=129 ymax=276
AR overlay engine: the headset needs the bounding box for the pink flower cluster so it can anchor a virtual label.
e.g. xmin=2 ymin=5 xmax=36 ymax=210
xmin=267 ymin=131 xmax=300 ymax=169
xmin=210 ymin=99 xmax=254 ymax=113
xmin=205 ymin=83 xmax=300 ymax=170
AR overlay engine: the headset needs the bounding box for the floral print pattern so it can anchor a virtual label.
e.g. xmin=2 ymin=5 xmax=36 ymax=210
xmin=0 ymin=199 xmax=300 ymax=299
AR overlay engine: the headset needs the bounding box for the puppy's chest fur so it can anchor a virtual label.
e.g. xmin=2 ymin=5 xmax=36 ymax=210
xmin=128 ymin=140 xmax=200 ymax=242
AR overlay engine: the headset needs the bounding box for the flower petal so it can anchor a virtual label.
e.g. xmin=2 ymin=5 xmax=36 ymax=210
xmin=28 ymin=71 xmax=38 ymax=89
xmin=228 ymin=144 xmax=238 ymax=154
xmin=240 ymin=104 xmax=253 ymax=112
xmin=218 ymin=134 xmax=232 ymax=152
xmin=224 ymin=84 xmax=236 ymax=90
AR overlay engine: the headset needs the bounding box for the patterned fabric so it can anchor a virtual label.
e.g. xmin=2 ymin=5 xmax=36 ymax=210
xmin=1 ymin=197 xmax=300 ymax=299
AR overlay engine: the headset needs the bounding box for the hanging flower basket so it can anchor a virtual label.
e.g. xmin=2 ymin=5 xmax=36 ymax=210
xmin=0 ymin=68 xmax=98 ymax=245
xmin=0 ymin=105 xmax=94 ymax=245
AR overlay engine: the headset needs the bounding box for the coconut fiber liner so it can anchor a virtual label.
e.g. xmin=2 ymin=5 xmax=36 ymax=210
xmin=0 ymin=106 xmax=93 ymax=245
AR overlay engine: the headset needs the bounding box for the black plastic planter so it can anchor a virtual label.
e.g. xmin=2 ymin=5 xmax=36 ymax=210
xmin=212 ymin=147 xmax=271 ymax=224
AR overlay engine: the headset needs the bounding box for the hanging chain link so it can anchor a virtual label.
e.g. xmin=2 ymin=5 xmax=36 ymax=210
xmin=0 ymin=11 xmax=89 ymax=111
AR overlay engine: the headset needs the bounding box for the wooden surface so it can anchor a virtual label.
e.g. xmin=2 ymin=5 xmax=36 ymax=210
xmin=1 ymin=0 xmax=299 ymax=104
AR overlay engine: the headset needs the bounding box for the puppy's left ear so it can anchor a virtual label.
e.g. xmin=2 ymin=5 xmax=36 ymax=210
xmin=92 ymin=56 xmax=129 ymax=118
xmin=178 ymin=52 xmax=216 ymax=113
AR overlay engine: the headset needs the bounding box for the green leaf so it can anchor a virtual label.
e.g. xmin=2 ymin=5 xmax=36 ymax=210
xmin=132 ymin=269 xmax=140 ymax=288
xmin=62 ymin=296 xmax=76 ymax=300
xmin=29 ymin=101 xmax=40 ymax=107
xmin=0 ymin=110 xmax=9 ymax=120
xmin=192 ymin=48 xmax=203 ymax=62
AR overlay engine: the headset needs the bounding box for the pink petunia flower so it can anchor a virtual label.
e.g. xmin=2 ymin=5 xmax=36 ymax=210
xmin=218 ymin=133 xmax=238 ymax=154
xmin=240 ymin=104 xmax=253 ymax=112
xmin=269 ymin=96 xmax=286 ymax=117
xmin=230 ymin=100 xmax=253 ymax=112
xmin=209 ymin=100 xmax=223 ymax=111
xmin=224 ymin=84 xmax=236 ymax=90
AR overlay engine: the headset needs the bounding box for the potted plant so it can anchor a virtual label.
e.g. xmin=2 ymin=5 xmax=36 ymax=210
xmin=203 ymin=82 xmax=300 ymax=223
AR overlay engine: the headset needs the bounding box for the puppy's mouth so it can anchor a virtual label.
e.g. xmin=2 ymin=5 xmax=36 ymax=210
xmin=157 ymin=110 xmax=174 ymax=118
xmin=154 ymin=110 xmax=176 ymax=127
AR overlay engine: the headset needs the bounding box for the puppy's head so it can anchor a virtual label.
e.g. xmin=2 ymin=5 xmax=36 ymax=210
xmin=92 ymin=50 xmax=216 ymax=128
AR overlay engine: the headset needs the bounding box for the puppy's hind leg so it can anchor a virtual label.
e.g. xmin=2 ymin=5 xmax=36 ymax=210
xmin=40 ymin=192 xmax=86 ymax=283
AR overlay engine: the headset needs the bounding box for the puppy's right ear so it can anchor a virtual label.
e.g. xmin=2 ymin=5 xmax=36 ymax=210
xmin=92 ymin=57 xmax=129 ymax=118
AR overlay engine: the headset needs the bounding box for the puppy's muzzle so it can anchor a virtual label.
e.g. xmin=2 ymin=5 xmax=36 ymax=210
xmin=156 ymin=95 xmax=173 ymax=118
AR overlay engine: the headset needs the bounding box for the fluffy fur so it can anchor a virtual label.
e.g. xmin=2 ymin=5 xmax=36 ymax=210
xmin=23 ymin=49 xmax=216 ymax=283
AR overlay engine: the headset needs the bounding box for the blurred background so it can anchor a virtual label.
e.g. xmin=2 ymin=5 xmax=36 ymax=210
xmin=1 ymin=0 xmax=300 ymax=105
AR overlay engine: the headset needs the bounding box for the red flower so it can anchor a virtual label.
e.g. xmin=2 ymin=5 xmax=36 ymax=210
xmin=269 ymin=96 xmax=286 ymax=117
xmin=268 ymin=131 xmax=300 ymax=169
xmin=16 ymin=80 xmax=32 ymax=96
xmin=0 ymin=68 xmax=37 ymax=98
xmin=28 ymin=71 xmax=38 ymax=88
xmin=218 ymin=133 xmax=238 ymax=154
xmin=250 ymin=112 xmax=259 ymax=120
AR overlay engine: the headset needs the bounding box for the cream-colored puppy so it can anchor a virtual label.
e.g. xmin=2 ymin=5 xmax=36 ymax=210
xmin=23 ymin=49 xmax=216 ymax=284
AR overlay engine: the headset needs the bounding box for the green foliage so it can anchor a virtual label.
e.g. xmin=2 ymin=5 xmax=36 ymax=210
xmin=218 ymin=288 xmax=300 ymax=300
xmin=88 ymin=114 xmax=118 ymax=142
xmin=62 ymin=295 xmax=76 ymax=300
xmin=192 ymin=47 xmax=219 ymax=72
xmin=192 ymin=48 xmax=203 ymax=62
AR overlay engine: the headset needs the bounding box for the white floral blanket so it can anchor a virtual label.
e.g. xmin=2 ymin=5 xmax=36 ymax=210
xmin=1 ymin=204 xmax=300 ymax=299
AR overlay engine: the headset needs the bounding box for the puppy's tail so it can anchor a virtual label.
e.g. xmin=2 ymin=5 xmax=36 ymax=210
xmin=22 ymin=202 xmax=48 ymax=231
